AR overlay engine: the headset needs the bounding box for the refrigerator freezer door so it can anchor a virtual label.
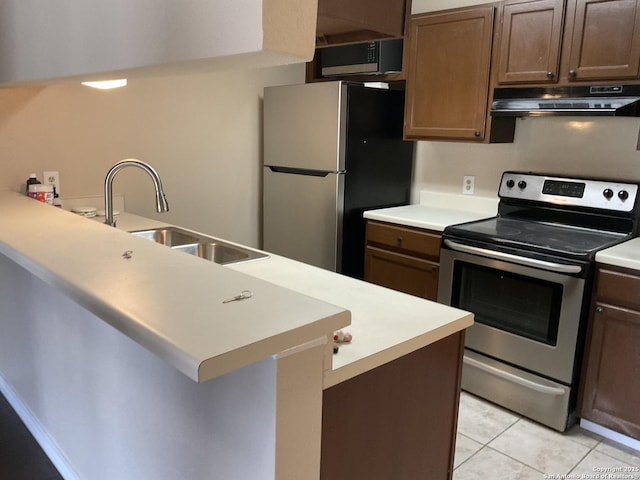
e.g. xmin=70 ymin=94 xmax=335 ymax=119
xmin=263 ymin=167 xmax=344 ymax=271
xmin=264 ymin=81 xmax=346 ymax=172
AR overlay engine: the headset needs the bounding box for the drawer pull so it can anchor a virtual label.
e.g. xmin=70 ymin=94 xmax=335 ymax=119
xmin=396 ymin=237 xmax=403 ymax=244
xmin=596 ymin=306 xmax=604 ymax=314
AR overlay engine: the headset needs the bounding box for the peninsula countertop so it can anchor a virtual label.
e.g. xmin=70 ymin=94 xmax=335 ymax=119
xmin=1 ymin=191 xmax=474 ymax=389
xmin=0 ymin=192 xmax=350 ymax=384
xmin=117 ymin=210 xmax=474 ymax=388
xmin=230 ymin=254 xmax=473 ymax=388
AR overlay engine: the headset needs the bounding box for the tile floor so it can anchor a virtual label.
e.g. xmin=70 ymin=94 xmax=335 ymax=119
xmin=454 ymin=391 xmax=640 ymax=479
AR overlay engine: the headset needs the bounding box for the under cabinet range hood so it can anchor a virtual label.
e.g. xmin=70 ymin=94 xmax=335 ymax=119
xmin=490 ymin=85 xmax=640 ymax=117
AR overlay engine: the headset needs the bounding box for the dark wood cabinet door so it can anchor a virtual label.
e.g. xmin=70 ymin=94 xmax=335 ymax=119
xmin=563 ymin=0 xmax=640 ymax=81
xmin=316 ymin=0 xmax=408 ymax=45
xmin=496 ymin=0 xmax=565 ymax=84
xmin=404 ymin=6 xmax=495 ymax=141
xmin=580 ymin=302 xmax=640 ymax=440
xmin=364 ymin=245 xmax=439 ymax=301
xmin=321 ymin=332 xmax=464 ymax=480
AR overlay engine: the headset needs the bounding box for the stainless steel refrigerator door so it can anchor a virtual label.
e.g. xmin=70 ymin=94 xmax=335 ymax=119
xmin=263 ymin=167 xmax=344 ymax=271
xmin=263 ymin=81 xmax=347 ymax=172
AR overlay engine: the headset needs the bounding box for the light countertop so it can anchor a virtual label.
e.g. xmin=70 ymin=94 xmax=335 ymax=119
xmin=363 ymin=190 xmax=498 ymax=231
xmin=597 ymin=237 xmax=640 ymax=270
xmin=0 ymin=192 xmax=349 ymax=383
xmin=1 ymin=191 xmax=474 ymax=388
xmin=230 ymin=254 xmax=473 ymax=388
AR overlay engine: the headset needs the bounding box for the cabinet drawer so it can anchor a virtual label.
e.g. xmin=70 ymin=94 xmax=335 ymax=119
xmin=364 ymin=246 xmax=439 ymax=301
xmin=597 ymin=267 xmax=640 ymax=311
xmin=366 ymin=221 xmax=441 ymax=259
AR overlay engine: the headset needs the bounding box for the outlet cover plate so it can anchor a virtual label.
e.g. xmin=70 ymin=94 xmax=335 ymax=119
xmin=463 ymin=175 xmax=475 ymax=195
xmin=43 ymin=171 xmax=60 ymax=192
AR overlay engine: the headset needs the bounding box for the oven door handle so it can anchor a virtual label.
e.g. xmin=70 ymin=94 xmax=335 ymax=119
xmin=464 ymin=355 xmax=566 ymax=396
xmin=443 ymin=239 xmax=582 ymax=274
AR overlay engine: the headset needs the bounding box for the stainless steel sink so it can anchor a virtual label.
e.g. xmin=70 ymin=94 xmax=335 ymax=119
xmin=130 ymin=226 xmax=268 ymax=265
xmin=130 ymin=227 xmax=201 ymax=247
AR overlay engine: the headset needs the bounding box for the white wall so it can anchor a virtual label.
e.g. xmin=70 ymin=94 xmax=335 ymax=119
xmin=0 ymin=63 xmax=306 ymax=248
xmin=412 ymin=117 xmax=640 ymax=200
xmin=3 ymin=50 xmax=640 ymax=251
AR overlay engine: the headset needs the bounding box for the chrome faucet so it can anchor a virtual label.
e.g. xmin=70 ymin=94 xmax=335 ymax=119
xmin=104 ymin=159 xmax=169 ymax=227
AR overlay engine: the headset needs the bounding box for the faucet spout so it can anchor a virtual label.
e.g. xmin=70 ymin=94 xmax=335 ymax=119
xmin=104 ymin=159 xmax=169 ymax=227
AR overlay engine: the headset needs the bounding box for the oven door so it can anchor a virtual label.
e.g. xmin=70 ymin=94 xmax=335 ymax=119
xmin=438 ymin=241 xmax=587 ymax=385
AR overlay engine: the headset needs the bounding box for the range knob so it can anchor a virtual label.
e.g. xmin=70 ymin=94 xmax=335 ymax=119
xmin=518 ymin=180 xmax=527 ymax=189
xmin=618 ymin=190 xmax=629 ymax=200
xmin=506 ymin=179 xmax=515 ymax=188
xmin=603 ymin=188 xmax=614 ymax=199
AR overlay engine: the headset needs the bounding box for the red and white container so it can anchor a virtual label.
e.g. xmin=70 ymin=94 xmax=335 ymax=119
xmin=28 ymin=184 xmax=54 ymax=205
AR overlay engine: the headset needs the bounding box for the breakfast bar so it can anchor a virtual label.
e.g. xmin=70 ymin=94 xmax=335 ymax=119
xmin=0 ymin=191 xmax=473 ymax=480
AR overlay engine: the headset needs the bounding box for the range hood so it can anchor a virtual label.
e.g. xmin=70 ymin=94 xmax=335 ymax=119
xmin=491 ymin=85 xmax=640 ymax=117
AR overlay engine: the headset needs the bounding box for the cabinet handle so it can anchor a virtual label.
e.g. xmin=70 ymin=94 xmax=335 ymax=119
xmin=546 ymin=71 xmax=554 ymax=79
xmin=596 ymin=306 xmax=604 ymax=314
xmin=568 ymin=69 xmax=577 ymax=78
xmin=474 ymin=131 xmax=481 ymax=137
xmin=396 ymin=237 xmax=403 ymax=244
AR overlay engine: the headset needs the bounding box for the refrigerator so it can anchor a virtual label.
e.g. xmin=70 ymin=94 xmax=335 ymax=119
xmin=263 ymin=81 xmax=414 ymax=279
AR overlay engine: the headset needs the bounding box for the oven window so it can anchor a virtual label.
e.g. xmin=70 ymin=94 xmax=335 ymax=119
xmin=453 ymin=262 xmax=562 ymax=346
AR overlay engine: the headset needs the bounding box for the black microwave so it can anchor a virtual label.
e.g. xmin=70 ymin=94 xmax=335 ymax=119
xmin=320 ymin=39 xmax=403 ymax=77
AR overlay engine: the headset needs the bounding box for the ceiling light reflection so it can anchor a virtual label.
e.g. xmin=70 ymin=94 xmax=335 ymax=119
xmin=566 ymin=121 xmax=593 ymax=131
xmin=81 ymin=79 xmax=127 ymax=90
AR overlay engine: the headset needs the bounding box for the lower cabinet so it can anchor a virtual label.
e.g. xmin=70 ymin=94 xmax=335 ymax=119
xmin=579 ymin=264 xmax=640 ymax=440
xmin=364 ymin=220 xmax=441 ymax=301
xmin=321 ymin=331 xmax=465 ymax=480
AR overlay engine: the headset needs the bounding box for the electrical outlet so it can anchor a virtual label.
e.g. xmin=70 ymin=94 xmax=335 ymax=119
xmin=43 ymin=171 xmax=60 ymax=193
xmin=463 ymin=175 xmax=475 ymax=195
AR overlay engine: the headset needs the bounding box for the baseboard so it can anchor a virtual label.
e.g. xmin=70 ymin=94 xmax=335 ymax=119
xmin=0 ymin=375 xmax=79 ymax=480
xmin=580 ymin=419 xmax=640 ymax=453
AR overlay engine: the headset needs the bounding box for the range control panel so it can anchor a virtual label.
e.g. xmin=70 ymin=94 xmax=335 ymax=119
xmin=499 ymin=172 xmax=639 ymax=212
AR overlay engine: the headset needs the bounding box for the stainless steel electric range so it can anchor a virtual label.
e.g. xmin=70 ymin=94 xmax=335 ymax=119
xmin=438 ymin=171 xmax=640 ymax=432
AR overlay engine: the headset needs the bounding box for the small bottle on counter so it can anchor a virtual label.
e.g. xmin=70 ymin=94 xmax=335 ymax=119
xmin=25 ymin=173 xmax=41 ymax=195
xmin=52 ymin=187 xmax=63 ymax=208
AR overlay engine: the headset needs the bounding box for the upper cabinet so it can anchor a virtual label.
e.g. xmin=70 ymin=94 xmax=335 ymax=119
xmin=315 ymin=0 xmax=409 ymax=46
xmin=404 ymin=7 xmax=494 ymax=141
xmin=495 ymin=0 xmax=565 ymax=84
xmin=495 ymin=0 xmax=640 ymax=85
xmin=561 ymin=0 xmax=640 ymax=82
xmin=404 ymin=5 xmax=515 ymax=143
xmin=0 ymin=0 xmax=318 ymax=86
xmin=397 ymin=0 xmax=640 ymax=143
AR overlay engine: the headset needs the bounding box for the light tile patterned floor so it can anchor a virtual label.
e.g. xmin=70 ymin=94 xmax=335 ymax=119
xmin=454 ymin=392 xmax=640 ymax=479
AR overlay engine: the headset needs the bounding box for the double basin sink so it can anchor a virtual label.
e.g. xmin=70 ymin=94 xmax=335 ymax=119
xmin=130 ymin=226 xmax=268 ymax=265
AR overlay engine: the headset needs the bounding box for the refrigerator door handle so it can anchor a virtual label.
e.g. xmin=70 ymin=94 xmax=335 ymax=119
xmin=267 ymin=166 xmax=344 ymax=177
